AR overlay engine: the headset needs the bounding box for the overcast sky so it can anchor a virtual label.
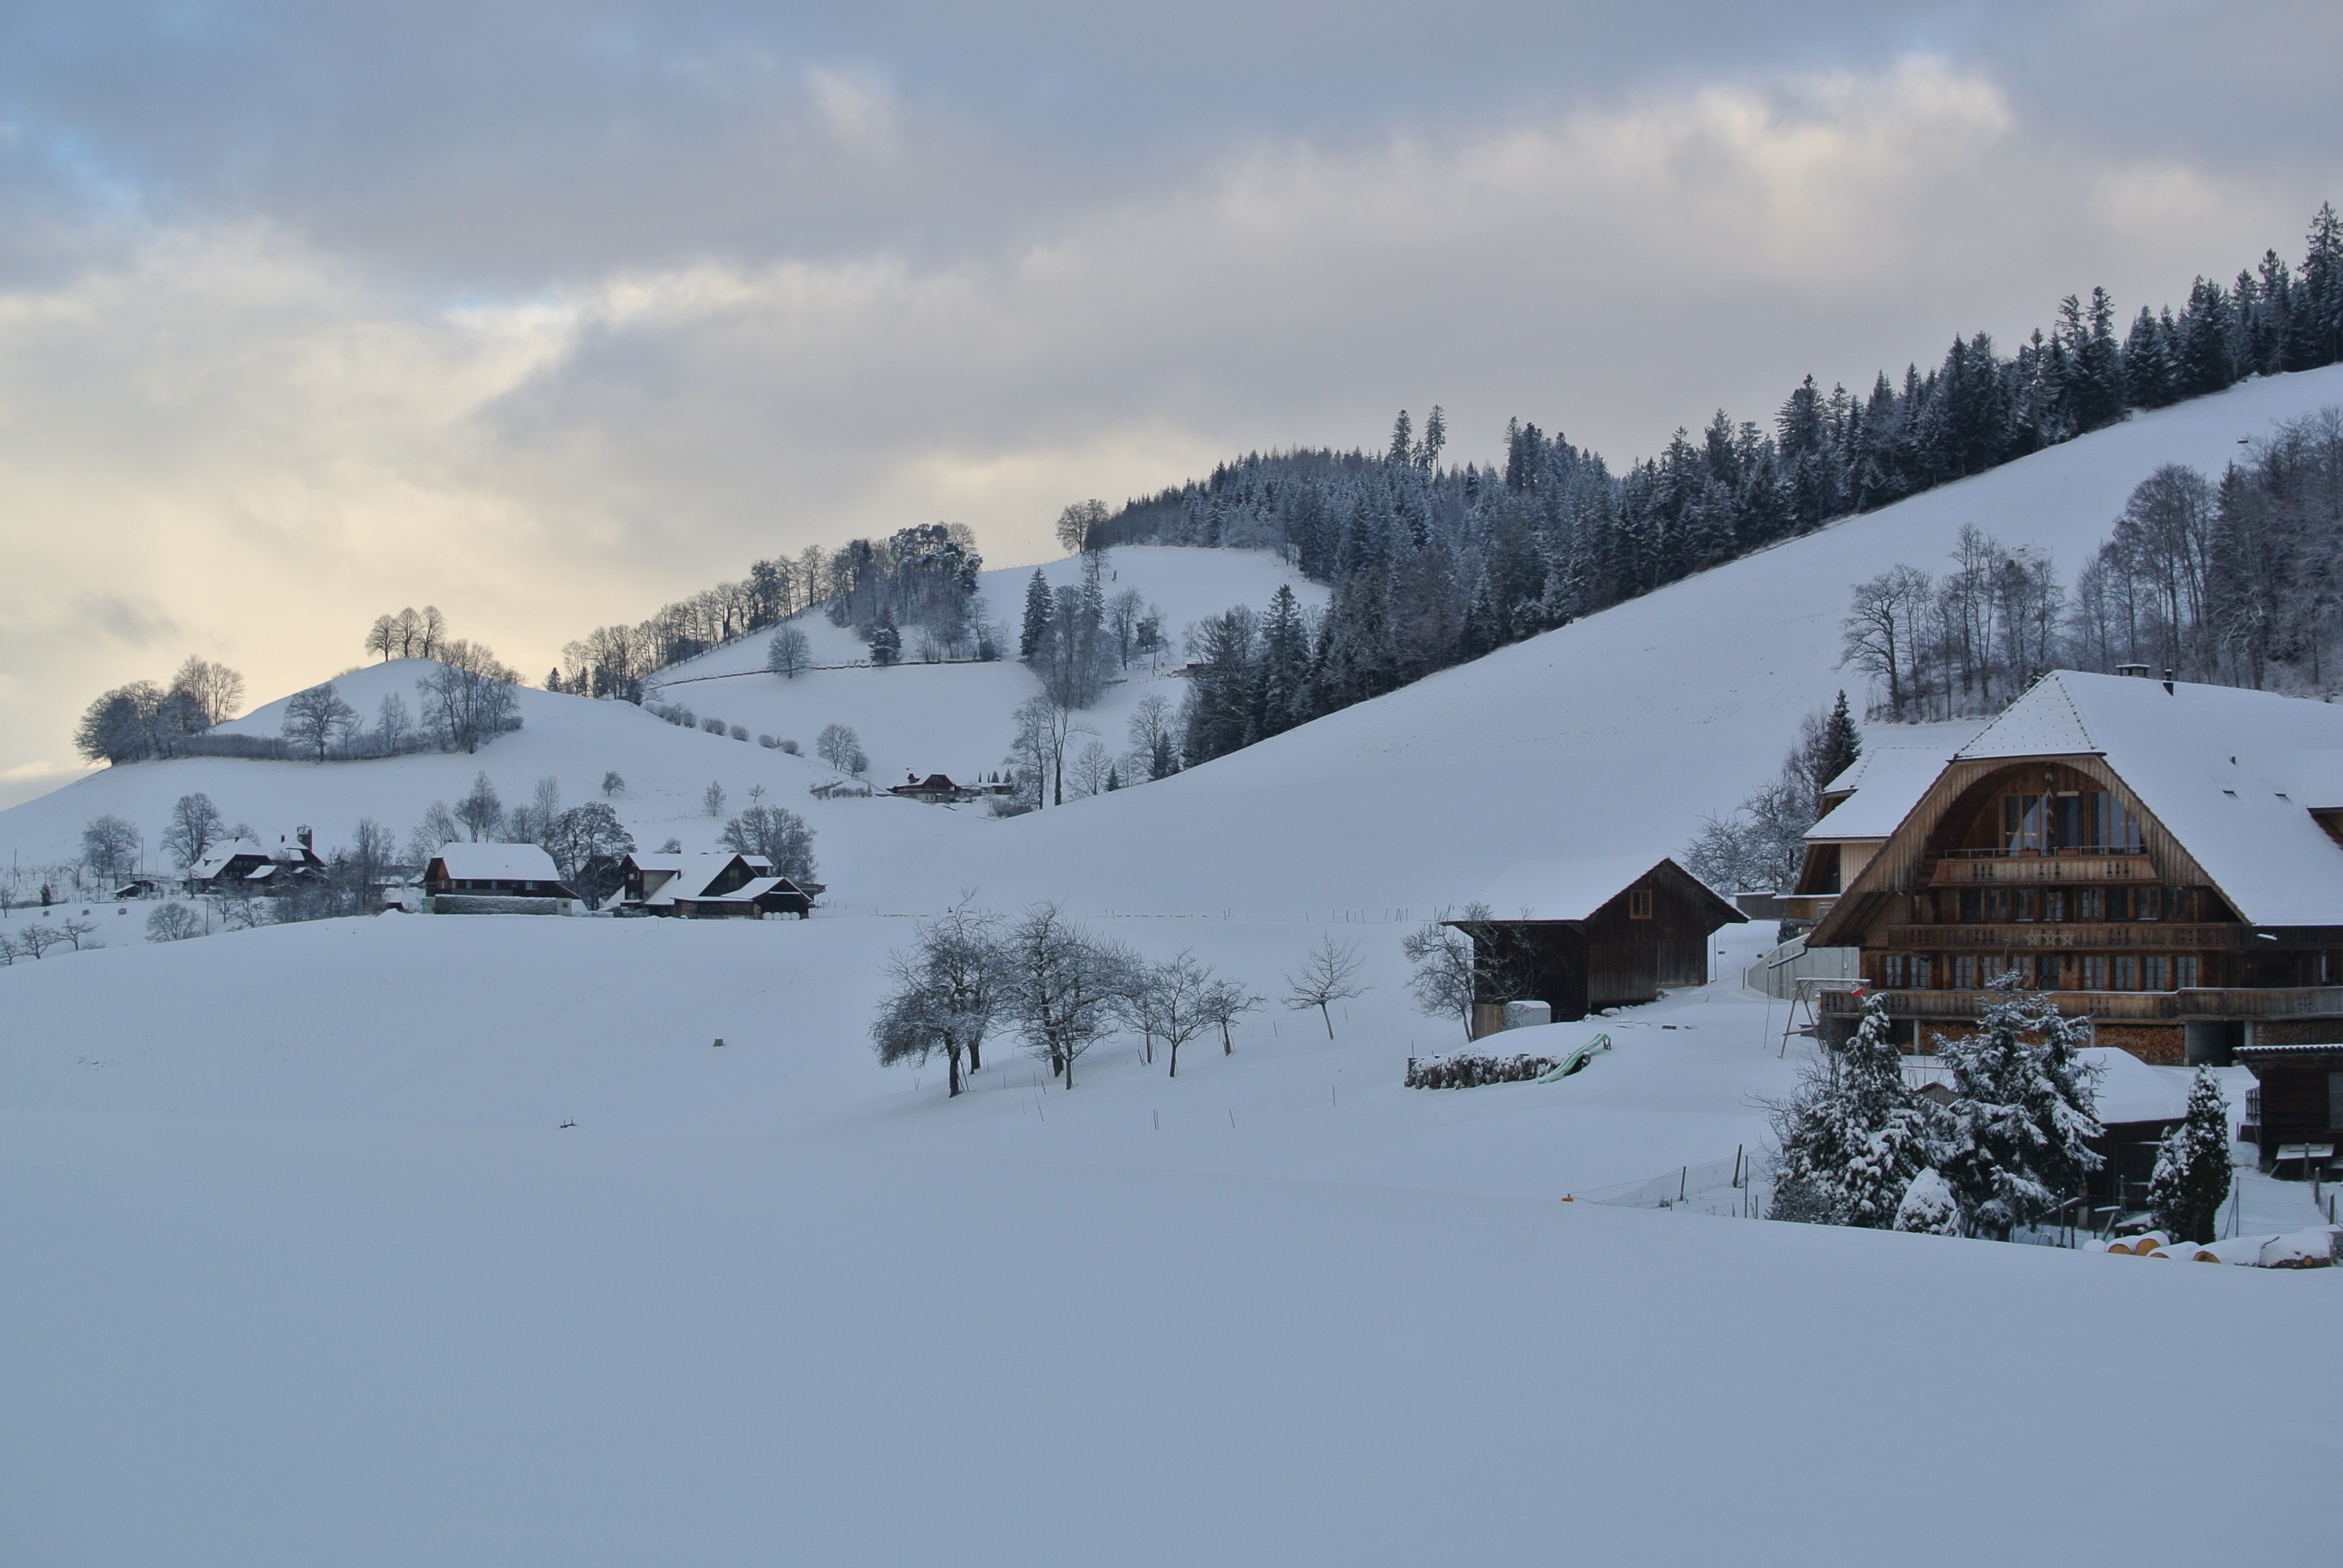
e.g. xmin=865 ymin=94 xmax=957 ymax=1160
xmin=2 ymin=1 xmax=2338 ymax=805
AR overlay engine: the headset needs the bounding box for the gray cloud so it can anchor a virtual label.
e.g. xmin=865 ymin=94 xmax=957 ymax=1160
xmin=0 ymin=4 xmax=2336 ymax=803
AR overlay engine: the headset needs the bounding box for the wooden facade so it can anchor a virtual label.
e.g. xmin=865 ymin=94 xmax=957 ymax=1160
xmin=1810 ymin=751 xmax=2343 ymax=1064
xmin=1450 ymin=859 xmax=1745 ymax=1036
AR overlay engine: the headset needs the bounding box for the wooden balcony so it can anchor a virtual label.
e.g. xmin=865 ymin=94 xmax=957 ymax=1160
xmin=1821 ymin=985 xmax=2343 ymax=1023
xmin=1884 ymin=923 xmax=2245 ymax=952
xmin=1928 ymin=853 xmax=2151 ymax=887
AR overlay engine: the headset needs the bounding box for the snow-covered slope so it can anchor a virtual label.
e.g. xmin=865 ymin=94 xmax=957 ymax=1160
xmin=10 ymin=373 xmax=2343 ymax=1566
xmin=641 ymin=546 xmax=1325 ymax=788
xmin=840 ymin=366 xmax=2343 ymax=915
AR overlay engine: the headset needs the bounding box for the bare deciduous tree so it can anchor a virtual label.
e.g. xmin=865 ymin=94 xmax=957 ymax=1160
xmin=1284 ymin=935 xmax=1369 ymax=1039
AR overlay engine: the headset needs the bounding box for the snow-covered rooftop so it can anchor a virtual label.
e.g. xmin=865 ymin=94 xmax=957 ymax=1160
xmin=1955 ymin=671 xmax=2343 ymax=927
xmin=429 ymin=843 xmax=565 ymax=883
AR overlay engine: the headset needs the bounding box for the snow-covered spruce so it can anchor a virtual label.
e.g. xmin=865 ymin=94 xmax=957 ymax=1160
xmin=1767 ymin=990 xmax=1937 ymax=1227
xmin=1930 ymin=975 xmax=2103 ymax=1240
xmin=2148 ymin=1068 xmax=2233 ymax=1245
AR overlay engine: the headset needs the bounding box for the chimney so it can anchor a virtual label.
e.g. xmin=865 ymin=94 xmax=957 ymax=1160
xmin=2115 ymin=663 xmax=2150 ymax=678
xmin=297 ymin=826 xmax=313 ymax=850
xmin=2161 ymin=669 xmax=2174 ymax=695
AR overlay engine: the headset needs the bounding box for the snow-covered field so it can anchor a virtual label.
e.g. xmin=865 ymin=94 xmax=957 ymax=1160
xmin=8 ymin=370 xmax=2343 ymax=1564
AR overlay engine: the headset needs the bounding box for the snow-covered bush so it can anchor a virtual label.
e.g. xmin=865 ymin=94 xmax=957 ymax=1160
xmin=1893 ymin=1169 xmax=1963 ymax=1235
xmin=757 ymin=734 xmax=776 ymax=748
xmin=778 ymin=738 xmax=800 ymax=755
xmin=701 ymin=715 xmax=726 ymax=735
xmin=729 ymin=724 xmax=749 ymax=742
xmin=1404 ymin=1051 xmax=1561 ymax=1089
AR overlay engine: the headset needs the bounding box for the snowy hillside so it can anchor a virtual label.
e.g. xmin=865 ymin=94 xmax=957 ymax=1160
xmin=641 ymin=546 xmax=1326 ymax=787
xmin=8 ymin=371 xmax=2343 ymax=1566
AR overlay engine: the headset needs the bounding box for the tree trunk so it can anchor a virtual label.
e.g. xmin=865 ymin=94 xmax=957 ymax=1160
xmin=948 ymin=1045 xmax=963 ymax=1096
xmin=1319 ymin=1002 xmax=1335 ymax=1039
xmin=1222 ymin=1021 xmax=1233 ymax=1055
xmin=968 ymin=1036 xmax=983 ymax=1072
xmin=1168 ymin=1038 xmax=1178 ymax=1078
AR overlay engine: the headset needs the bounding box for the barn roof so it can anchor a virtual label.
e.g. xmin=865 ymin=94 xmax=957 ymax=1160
xmin=187 ymin=839 xmax=267 ymax=878
xmin=640 ymin=852 xmax=773 ymax=904
xmin=1469 ymin=855 xmax=1746 ymax=927
xmin=1953 ymin=671 xmax=2343 ymax=927
xmin=430 ymin=843 xmax=565 ymax=883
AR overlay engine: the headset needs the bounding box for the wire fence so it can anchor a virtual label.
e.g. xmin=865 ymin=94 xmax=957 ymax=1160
xmin=1574 ymin=1149 xmax=1771 ymax=1219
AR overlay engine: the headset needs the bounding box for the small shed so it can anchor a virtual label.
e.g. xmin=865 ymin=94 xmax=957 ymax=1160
xmin=2236 ymin=1042 xmax=2343 ymax=1168
xmin=889 ymin=773 xmax=981 ymax=805
xmin=1447 ymin=856 xmax=1746 ymax=1037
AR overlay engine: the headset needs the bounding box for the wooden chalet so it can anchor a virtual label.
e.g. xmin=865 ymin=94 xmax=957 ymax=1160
xmin=1807 ymin=670 xmax=2343 ymax=1065
xmin=1447 ymin=856 xmax=1746 ymax=1038
xmin=620 ymin=851 xmax=821 ymax=919
xmin=422 ymin=844 xmax=577 ymax=912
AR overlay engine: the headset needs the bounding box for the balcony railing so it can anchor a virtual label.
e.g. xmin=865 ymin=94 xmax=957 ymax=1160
xmin=1821 ymin=985 xmax=2343 ymax=1022
xmin=1928 ymin=854 xmax=2148 ymax=886
xmin=1884 ymin=923 xmax=2242 ymax=951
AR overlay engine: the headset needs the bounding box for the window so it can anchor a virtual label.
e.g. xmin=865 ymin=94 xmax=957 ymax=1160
xmin=2175 ymin=956 xmax=2200 ymax=989
xmin=1959 ymin=889 xmax=1982 ymax=922
xmin=2136 ymin=886 xmax=2163 ymax=921
xmin=2330 ymin=1074 xmax=2343 ymax=1134
xmin=1883 ymin=953 xmax=1932 ymax=990
xmin=2015 ymin=890 xmax=2037 ymax=923
xmin=2044 ymin=890 xmax=2066 ymax=923
xmin=2079 ymin=955 xmax=2107 ymax=989
xmin=2112 ymin=955 xmax=2138 ymax=990
xmin=2079 ymin=889 xmax=2105 ymax=920
xmin=1627 ymin=889 xmax=1653 ymax=920
xmin=2106 ymin=886 xmax=2131 ymax=923
xmin=1953 ymin=955 xmax=1974 ymax=989
xmin=2145 ymin=955 xmax=2169 ymax=990
xmin=1988 ymin=889 xmax=2012 ymax=921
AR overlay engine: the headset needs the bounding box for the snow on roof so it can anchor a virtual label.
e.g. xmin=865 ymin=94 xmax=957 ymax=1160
xmin=2077 ymin=1047 xmax=2191 ymax=1126
xmin=640 ymin=852 xmax=772 ymax=904
xmin=1471 ymin=854 xmax=1737 ymax=924
xmin=682 ymin=875 xmax=799 ymax=904
xmin=1806 ymin=757 xmax=1945 ymax=843
xmin=430 ymin=843 xmax=565 ymax=883
xmin=1955 ymin=671 xmax=2343 ymax=926
xmin=188 ymin=839 xmax=267 ymax=877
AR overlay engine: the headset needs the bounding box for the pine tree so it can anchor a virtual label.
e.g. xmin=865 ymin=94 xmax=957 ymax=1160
xmin=2123 ymin=306 xmax=2172 ymax=409
xmin=1769 ymin=992 xmax=1939 ymax=1227
xmin=1816 ymin=691 xmax=1860 ymax=795
xmin=1933 ymin=976 xmax=2103 ymax=1238
xmin=2148 ymin=1069 xmax=2232 ymax=1244
xmin=1019 ymin=569 xmax=1053 ymax=661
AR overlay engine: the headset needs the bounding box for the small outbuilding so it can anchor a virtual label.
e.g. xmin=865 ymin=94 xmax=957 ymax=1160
xmin=2236 ymin=1042 xmax=2343 ymax=1170
xmin=620 ymin=851 xmax=821 ymax=918
xmin=1447 ymin=856 xmax=1746 ymax=1038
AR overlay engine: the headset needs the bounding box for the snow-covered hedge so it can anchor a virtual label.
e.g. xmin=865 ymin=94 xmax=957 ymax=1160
xmin=1405 ymin=1051 xmax=1561 ymax=1089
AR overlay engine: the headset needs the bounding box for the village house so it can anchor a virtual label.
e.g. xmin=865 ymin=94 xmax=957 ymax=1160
xmin=422 ymin=843 xmax=577 ymax=913
xmin=887 ymin=772 xmax=995 ymax=805
xmin=619 ymin=851 xmax=820 ymax=918
xmin=1447 ymin=856 xmax=1746 ymax=1038
xmin=1806 ymin=670 xmax=2343 ymax=1066
xmin=183 ymin=829 xmax=328 ymax=896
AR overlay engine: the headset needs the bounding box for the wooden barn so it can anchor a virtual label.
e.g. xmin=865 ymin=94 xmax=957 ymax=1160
xmin=1447 ymin=857 xmax=1746 ymax=1038
xmin=422 ymin=844 xmax=577 ymax=912
xmin=620 ymin=851 xmax=822 ymax=919
xmin=1807 ymin=670 xmax=2343 ymax=1064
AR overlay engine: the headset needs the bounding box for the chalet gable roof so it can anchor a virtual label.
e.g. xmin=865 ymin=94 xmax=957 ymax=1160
xmin=1835 ymin=671 xmax=2343 ymax=929
xmin=638 ymin=851 xmax=774 ymax=904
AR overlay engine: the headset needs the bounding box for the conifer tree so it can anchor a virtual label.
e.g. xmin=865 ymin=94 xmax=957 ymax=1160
xmin=1769 ymin=992 xmax=1939 ymax=1227
xmin=1019 ymin=569 xmax=1052 ymax=661
xmin=1933 ymin=975 xmax=2103 ymax=1239
xmin=2148 ymin=1069 xmax=2232 ymax=1244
